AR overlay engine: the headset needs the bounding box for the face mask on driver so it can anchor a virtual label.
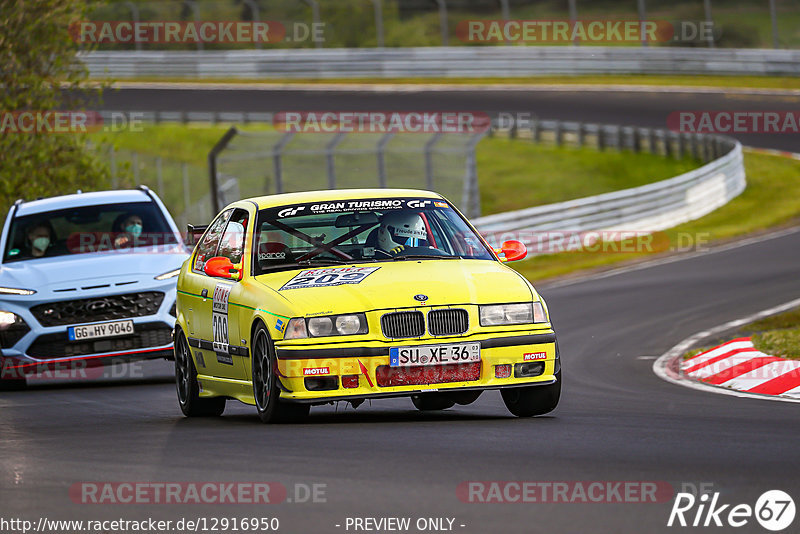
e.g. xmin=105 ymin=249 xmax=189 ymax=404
xmin=32 ymin=237 xmax=50 ymax=252
xmin=125 ymin=223 xmax=143 ymax=237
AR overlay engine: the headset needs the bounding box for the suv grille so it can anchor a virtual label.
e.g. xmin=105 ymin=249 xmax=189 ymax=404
xmin=26 ymin=322 xmax=173 ymax=360
xmin=381 ymin=311 xmax=425 ymax=339
xmin=428 ymin=309 xmax=469 ymax=336
xmin=30 ymin=292 xmax=165 ymax=327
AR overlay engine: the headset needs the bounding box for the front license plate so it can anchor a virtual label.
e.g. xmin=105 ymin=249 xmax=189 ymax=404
xmin=68 ymin=320 xmax=134 ymax=341
xmin=390 ymin=342 xmax=481 ymax=367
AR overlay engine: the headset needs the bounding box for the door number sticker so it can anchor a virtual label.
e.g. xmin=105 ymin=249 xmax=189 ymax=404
xmin=212 ymin=283 xmax=232 ymax=354
xmin=280 ymin=266 xmax=380 ymax=291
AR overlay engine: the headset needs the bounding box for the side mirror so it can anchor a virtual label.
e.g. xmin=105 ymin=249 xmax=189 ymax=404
xmin=204 ymin=256 xmax=240 ymax=280
xmin=187 ymin=224 xmax=208 ymax=247
xmin=496 ymin=240 xmax=527 ymax=262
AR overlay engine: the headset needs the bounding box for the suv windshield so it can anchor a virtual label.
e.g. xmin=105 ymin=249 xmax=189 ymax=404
xmin=253 ymin=197 xmax=494 ymax=275
xmin=3 ymin=201 xmax=178 ymax=263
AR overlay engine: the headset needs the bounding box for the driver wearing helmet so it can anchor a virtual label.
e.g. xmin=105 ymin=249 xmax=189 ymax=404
xmin=376 ymin=211 xmax=429 ymax=256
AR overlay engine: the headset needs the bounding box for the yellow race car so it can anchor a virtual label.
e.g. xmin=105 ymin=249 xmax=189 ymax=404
xmin=174 ymin=189 xmax=560 ymax=422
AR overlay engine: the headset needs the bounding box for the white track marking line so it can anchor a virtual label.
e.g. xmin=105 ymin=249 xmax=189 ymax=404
xmin=653 ymin=296 xmax=800 ymax=403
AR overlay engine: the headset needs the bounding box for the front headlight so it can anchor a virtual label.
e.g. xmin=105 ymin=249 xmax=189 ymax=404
xmin=0 ymin=286 xmax=36 ymax=296
xmin=284 ymin=313 xmax=368 ymax=339
xmin=154 ymin=269 xmax=181 ymax=280
xmin=479 ymin=302 xmax=547 ymax=326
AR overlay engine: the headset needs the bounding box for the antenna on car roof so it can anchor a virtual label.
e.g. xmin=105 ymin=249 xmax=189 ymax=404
xmin=76 ymin=190 xmax=82 ymax=194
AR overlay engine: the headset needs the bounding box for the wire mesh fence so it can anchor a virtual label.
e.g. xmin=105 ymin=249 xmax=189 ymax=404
xmin=214 ymin=128 xmax=485 ymax=217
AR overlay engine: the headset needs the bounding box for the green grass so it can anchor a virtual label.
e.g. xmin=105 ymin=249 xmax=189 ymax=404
xmin=510 ymin=150 xmax=800 ymax=282
xmin=115 ymin=74 xmax=800 ymax=91
xmin=743 ymin=308 xmax=800 ymax=333
xmin=752 ymin=328 xmax=800 ymax=360
xmin=476 ymin=137 xmax=698 ymax=214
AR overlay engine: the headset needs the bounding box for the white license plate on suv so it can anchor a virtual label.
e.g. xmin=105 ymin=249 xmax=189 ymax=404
xmin=68 ymin=320 xmax=134 ymax=341
xmin=389 ymin=342 xmax=481 ymax=367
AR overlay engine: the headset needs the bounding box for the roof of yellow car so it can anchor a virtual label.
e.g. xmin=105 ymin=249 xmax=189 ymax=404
xmin=245 ymin=188 xmax=443 ymax=209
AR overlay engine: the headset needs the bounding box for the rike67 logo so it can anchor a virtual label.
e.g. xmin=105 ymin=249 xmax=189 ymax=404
xmin=668 ymin=489 xmax=795 ymax=531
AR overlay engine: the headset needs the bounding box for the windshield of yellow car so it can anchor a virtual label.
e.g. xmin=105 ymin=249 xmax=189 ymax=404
xmin=252 ymin=198 xmax=494 ymax=274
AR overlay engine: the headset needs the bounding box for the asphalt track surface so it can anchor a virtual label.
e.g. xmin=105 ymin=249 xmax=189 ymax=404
xmin=2 ymin=86 xmax=799 ymax=533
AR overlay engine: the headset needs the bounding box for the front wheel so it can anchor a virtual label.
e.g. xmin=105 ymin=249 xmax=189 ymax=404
xmin=252 ymin=323 xmax=309 ymax=424
xmin=501 ymin=371 xmax=561 ymax=417
xmin=175 ymin=329 xmax=225 ymax=417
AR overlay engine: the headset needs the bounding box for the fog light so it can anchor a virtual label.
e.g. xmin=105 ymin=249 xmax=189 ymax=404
xmin=495 ymin=364 xmax=512 ymax=378
xmin=342 ymin=375 xmax=359 ymax=389
xmin=514 ymin=362 xmax=545 ymax=378
xmin=304 ymin=377 xmax=338 ymax=391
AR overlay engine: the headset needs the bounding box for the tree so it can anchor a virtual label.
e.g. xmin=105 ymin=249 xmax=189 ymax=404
xmin=0 ymin=0 xmax=111 ymax=216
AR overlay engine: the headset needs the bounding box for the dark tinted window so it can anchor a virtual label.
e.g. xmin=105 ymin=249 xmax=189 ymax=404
xmin=3 ymin=201 xmax=178 ymax=263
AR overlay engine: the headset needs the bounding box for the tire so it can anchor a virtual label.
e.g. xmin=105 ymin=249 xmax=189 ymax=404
xmin=0 ymin=358 xmax=27 ymax=391
xmin=251 ymin=323 xmax=309 ymax=424
xmin=174 ymin=329 xmax=225 ymax=417
xmin=411 ymin=393 xmax=456 ymax=411
xmin=501 ymin=371 xmax=561 ymax=417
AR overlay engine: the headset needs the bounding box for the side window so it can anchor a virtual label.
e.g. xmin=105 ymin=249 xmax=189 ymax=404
xmin=193 ymin=209 xmax=232 ymax=273
xmin=217 ymin=209 xmax=249 ymax=266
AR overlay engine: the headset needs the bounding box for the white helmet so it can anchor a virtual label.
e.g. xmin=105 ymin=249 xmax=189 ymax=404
xmin=377 ymin=211 xmax=427 ymax=251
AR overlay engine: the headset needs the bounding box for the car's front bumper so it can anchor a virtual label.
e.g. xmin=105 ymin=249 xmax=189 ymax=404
xmin=0 ymin=283 xmax=178 ymax=375
xmin=272 ymin=330 xmax=559 ymax=404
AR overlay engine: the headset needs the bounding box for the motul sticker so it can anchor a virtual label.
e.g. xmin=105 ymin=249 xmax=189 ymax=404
xmin=303 ymin=367 xmax=330 ymax=376
xmin=524 ymin=352 xmax=547 ymax=361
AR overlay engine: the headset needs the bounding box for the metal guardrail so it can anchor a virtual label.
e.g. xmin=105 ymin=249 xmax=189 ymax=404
xmin=82 ymin=47 xmax=800 ymax=79
xmin=473 ymin=122 xmax=745 ymax=249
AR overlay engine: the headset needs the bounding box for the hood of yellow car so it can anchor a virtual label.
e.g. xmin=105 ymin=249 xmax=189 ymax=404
xmin=254 ymin=259 xmax=535 ymax=315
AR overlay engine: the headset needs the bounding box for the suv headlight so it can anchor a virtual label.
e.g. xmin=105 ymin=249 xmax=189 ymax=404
xmin=0 ymin=286 xmax=36 ymax=296
xmin=284 ymin=313 xmax=368 ymax=339
xmin=154 ymin=269 xmax=181 ymax=280
xmin=0 ymin=311 xmax=30 ymax=348
xmin=479 ymin=302 xmax=547 ymax=326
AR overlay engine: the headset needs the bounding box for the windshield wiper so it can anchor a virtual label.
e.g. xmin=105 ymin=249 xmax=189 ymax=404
xmin=390 ymin=254 xmax=459 ymax=261
xmin=296 ymin=258 xmax=352 ymax=265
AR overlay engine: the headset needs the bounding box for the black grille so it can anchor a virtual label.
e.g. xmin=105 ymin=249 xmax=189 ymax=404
xmin=30 ymin=292 xmax=165 ymax=327
xmin=428 ymin=309 xmax=469 ymax=336
xmin=381 ymin=311 xmax=425 ymax=339
xmin=26 ymin=322 xmax=173 ymax=360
